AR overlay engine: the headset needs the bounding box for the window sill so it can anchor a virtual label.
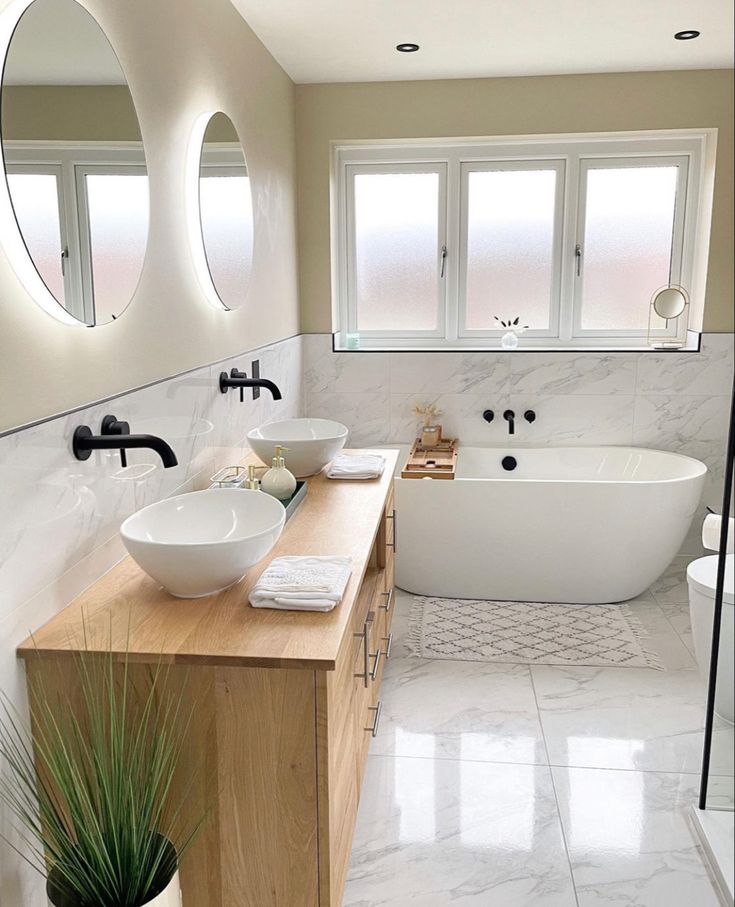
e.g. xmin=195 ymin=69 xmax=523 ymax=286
xmin=331 ymin=333 xmax=702 ymax=354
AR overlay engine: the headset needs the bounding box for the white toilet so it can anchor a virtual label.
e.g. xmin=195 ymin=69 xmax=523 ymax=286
xmin=687 ymin=553 xmax=734 ymax=723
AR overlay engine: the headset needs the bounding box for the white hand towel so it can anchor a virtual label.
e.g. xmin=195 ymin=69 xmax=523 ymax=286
xmin=250 ymin=556 xmax=352 ymax=612
xmin=327 ymin=454 xmax=386 ymax=480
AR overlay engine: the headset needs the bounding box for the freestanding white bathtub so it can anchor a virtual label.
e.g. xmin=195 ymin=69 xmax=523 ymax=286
xmin=395 ymin=447 xmax=706 ymax=604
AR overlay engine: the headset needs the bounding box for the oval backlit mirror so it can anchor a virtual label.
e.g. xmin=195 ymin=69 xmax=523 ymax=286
xmin=1 ymin=0 xmax=149 ymax=325
xmin=198 ymin=112 xmax=253 ymax=310
xmin=651 ymin=286 xmax=688 ymax=320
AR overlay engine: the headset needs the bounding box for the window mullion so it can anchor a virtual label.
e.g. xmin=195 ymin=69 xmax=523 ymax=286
xmin=444 ymin=156 xmax=460 ymax=342
xmin=558 ymin=154 xmax=580 ymax=343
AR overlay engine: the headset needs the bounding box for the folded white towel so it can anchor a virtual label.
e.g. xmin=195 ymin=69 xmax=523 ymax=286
xmin=250 ymin=556 xmax=352 ymax=612
xmin=327 ymin=454 xmax=386 ymax=480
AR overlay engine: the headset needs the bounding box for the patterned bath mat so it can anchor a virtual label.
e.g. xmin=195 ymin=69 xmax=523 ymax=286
xmin=407 ymin=596 xmax=664 ymax=670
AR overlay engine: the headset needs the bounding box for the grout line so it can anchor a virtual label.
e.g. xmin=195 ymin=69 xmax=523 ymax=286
xmin=529 ymin=665 xmax=582 ymax=907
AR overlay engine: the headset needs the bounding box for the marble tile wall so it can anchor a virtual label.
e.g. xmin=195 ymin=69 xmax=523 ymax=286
xmin=304 ymin=332 xmax=734 ymax=550
xmin=0 ymin=334 xmax=302 ymax=767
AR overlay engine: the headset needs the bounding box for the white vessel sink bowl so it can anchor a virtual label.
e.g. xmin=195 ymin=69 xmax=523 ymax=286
xmin=248 ymin=418 xmax=349 ymax=477
xmin=120 ymin=489 xmax=285 ymax=598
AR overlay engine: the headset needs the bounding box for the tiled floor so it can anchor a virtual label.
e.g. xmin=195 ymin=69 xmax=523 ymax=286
xmin=343 ymin=563 xmax=733 ymax=906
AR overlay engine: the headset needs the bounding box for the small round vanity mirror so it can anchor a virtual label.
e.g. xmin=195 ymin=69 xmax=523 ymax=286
xmin=651 ymin=286 xmax=688 ymax=320
xmin=1 ymin=0 xmax=149 ymax=325
xmin=198 ymin=112 xmax=253 ymax=310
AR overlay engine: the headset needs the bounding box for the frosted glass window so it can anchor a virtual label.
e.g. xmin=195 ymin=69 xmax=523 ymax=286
xmin=580 ymin=166 xmax=678 ymax=331
xmin=85 ymin=173 xmax=149 ymax=323
xmin=200 ymin=173 xmax=253 ymax=309
xmin=464 ymin=169 xmax=557 ymax=331
xmin=353 ymin=171 xmax=440 ymax=332
xmin=6 ymin=172 xmax=65 ymax=304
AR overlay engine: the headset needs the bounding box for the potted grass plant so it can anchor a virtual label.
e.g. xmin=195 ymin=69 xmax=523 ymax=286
xmin=0 ymin=650 xmax=205 ymax=907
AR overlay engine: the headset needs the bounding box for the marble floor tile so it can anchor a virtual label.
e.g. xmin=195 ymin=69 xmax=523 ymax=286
xmin=625 ymin=596 xmax=697 ymax=671
xmin=343 ymin=756 xmax=577 ymax=906
xmin=532 ymin=665 xmax=715 ymax=773
xmin=657 ymin=601 xmax=697 ymax=659
xmin=649 ymin=556 xmax=693 ymax=605
xmin=371 ymin=657 xmax=548 ymax=765
xmin=552 ymin=767 xmax=722 ymax=906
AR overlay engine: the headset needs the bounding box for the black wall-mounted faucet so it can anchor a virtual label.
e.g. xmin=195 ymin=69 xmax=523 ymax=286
xmin=72 ymin=415 xmax=178 ymax=468
xmin=219 ymin=362 xmax=282 ymax=401
xmin=503 ymin=410 xmax=515 ymax=435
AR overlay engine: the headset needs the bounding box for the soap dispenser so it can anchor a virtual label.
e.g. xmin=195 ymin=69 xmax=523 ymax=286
xmin=261 ymin=445 xmax=297 ymax=501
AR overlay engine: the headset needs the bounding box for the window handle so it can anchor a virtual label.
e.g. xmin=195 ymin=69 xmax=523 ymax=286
xmin=61 ymin=246 xmax=69 ymax=276
xmin=440 ymin=244 xmax=447 ymax=278
xmin=575 ymin=243 xmax=582 ymax=277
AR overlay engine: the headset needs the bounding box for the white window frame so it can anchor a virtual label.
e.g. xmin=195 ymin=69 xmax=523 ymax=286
xmin=4 ymin=141 xmax=147 ymax=325
xmin=343 ymin=161 xmax=447 ymax=339
xmin=332 ymin=130 xmax=714 ymax=350
xmin=458 ymin=159 xmax=566 ymax=340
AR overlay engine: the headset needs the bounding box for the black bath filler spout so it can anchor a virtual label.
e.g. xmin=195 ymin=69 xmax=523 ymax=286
xmin=72 ymin=415 xmax=178 ymax=468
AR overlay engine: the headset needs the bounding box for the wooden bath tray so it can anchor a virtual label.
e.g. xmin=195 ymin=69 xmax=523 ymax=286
xmin=401 ymin=437 xmax=458 ymax=479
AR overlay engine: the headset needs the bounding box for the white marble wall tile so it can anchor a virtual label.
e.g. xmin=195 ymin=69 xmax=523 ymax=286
xmin=510 ymin=353 xmax=638 ymax=396
xmin=306 ymin=390 xmax=391 ymax=448
xmin=390 ymin=351 xmax=510 ymax=396
xmin=507 ymin=394 xmax=636 ymax=446
xmin=632 ymin=394 xmax=730 ymax=463
xmin=0 ymin=335 xmax=303 ymax=634
xmin=303 ymin=333 xmax=389 ymax=394
xmin=637 ymin=333 xmax=734 ymax=396
xmin=389 ymin=394 xmax=505 ymax=445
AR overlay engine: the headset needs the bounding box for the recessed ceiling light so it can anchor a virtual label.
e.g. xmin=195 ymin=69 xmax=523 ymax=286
xmin=674 ymin=30 xmax=700 ymax=40
xmin=396 ymin=42 xmax=420 ymax=53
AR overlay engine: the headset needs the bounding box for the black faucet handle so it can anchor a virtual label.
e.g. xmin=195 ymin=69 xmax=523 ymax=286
xmin=482 ymin=409 xmax=494 ymax=424
xmin=101 ymin=414 xmax=130 ymax=435
xmin=524 ymin=410 xmax=536 ymax=424
xmin=100 ymin=414 xmax=130 ymax=467
xmin=230 ymin=368 xmax=247 ymax=402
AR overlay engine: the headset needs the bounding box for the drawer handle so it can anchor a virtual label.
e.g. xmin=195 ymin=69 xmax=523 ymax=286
xmin=353 ymin=621 xmax=369 ymax=688
xmin=386 ymin=509 xmax=397 ymax=552
xmin=379 ymin=587 xmax=394 ymax=613
xmin=382 ymin=632 xmax=393 ymax=659
xmin=365 ymin=700 xmax=383 ymax=737
xmin=369 ymin=647 xmax=383 ymax=681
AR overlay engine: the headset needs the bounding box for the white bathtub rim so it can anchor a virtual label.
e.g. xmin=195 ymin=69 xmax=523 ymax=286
xmin=399 ymin=445 xmax=708 ymax=486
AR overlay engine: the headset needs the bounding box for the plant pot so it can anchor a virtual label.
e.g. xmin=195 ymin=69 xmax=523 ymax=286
xmin=421 ymin=425 xmax=442 ymax=446
xmin=47 ymin=836 xmax=181 ymax=907
xmin=501 ymin=331 xmax=519 ymax=349
xmin=48 ymin=871 xmax=181 ymax=907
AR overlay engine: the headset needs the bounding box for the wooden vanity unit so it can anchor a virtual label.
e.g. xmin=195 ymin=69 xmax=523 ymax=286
xmin=17 ymin=449 xmax=399 ymax=907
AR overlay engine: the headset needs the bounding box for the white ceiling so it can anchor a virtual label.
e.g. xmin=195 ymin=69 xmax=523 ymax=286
xmin=4 ymin=0 xmax=125 ymax=86
xmin=230 ymin=0 xmax=734 ymax=84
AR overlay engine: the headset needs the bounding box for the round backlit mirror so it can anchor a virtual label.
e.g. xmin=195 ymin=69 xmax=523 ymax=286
xmin=198 ymin=112 xmax=253 ymax=310
xmin=651 ymin=286 xmax=688 ymax=320
xmin=1 ymin=0 xmax=149 ymax=325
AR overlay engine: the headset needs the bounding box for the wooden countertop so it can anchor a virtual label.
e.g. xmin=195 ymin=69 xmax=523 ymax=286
xmin=17 ymin=449 xmax=398 ymax=671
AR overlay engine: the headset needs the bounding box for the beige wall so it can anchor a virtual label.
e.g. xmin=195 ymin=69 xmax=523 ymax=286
xmin=0 ymin=0 xmax=299 ymax=433
xmin=3 ymin=85 xmax=240 ymax=142
xmin=295 ymin=68 xmax=734 ymax=334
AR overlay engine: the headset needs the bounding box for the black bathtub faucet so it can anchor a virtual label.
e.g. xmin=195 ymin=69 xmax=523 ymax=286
xmin=503 ymin=410 xmax=515 ymax=435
